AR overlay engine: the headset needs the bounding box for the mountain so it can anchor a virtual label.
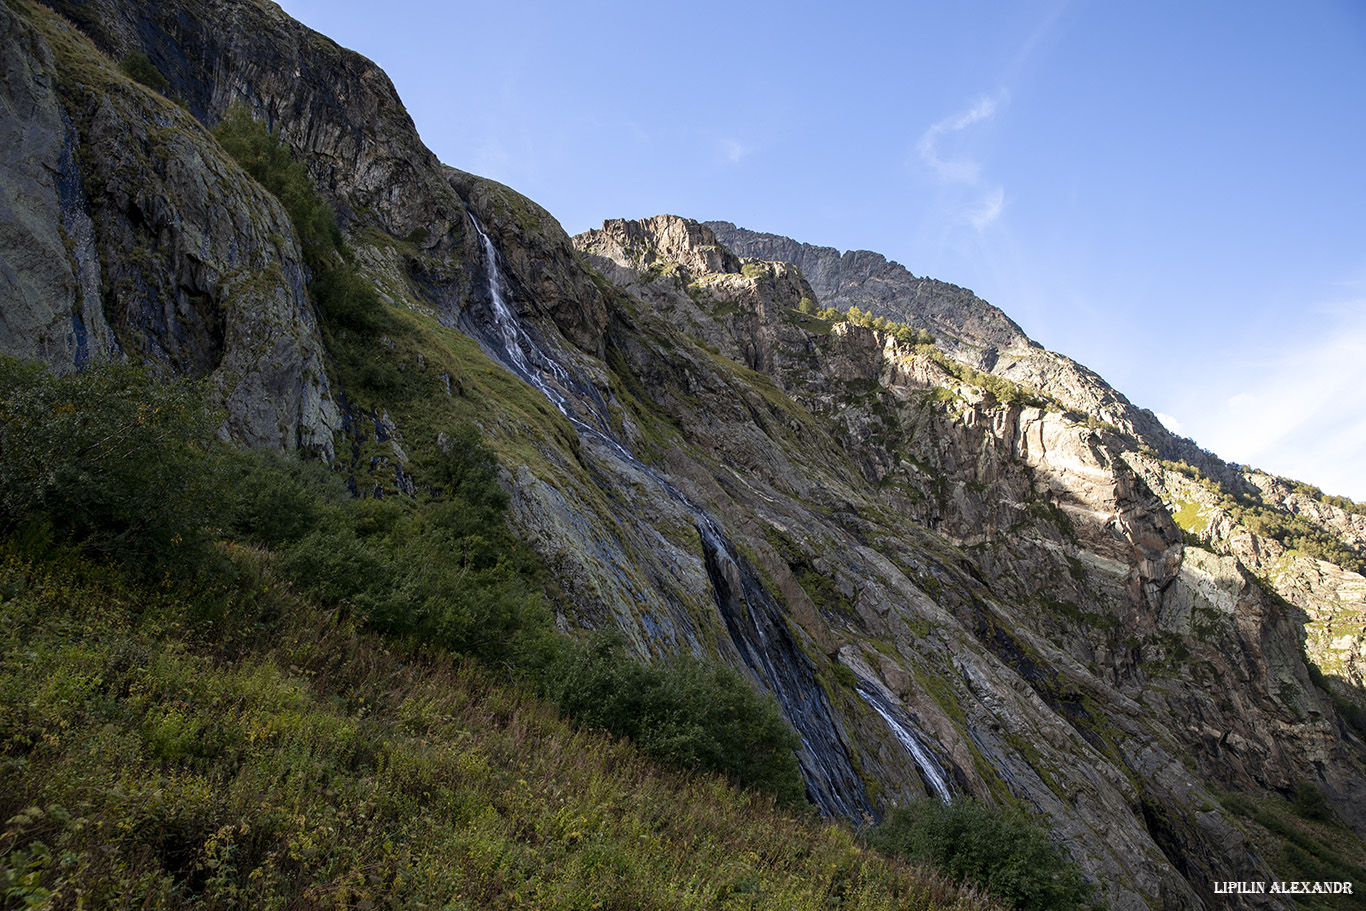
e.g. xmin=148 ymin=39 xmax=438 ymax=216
xmin=2 ymin=0 xmax=1364 ymax=908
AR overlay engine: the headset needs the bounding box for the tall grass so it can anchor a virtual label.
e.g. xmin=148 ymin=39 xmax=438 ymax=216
xmin=0 ymin=543 xmax=1005 ymax=911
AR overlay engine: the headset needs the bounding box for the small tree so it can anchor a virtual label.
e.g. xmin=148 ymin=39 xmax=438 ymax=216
xmin=120 ymin=51 xmax=170 ymax=94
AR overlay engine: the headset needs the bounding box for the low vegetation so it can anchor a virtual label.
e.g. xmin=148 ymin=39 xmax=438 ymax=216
xmin=1219 ymin=789 xmax=1366 ymax=910
xmin=863 ymin=799 xmax=1099 ymax=911
xmin=1158 ymin=458 xmax=1366 ymax=575
xmin=0 ymin=359 xmax=1008 ymax=911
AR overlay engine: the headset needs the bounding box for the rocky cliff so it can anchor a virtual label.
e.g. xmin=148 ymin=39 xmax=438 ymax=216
xmin=2 ymin=1 xmax=1364 ymax=908
xmin=706 ymin=221 xmax=1255 ymax=490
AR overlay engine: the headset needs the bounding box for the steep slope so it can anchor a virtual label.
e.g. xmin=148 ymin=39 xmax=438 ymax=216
xmin=2 ymin=1 xmax=1364 ymax=908
xmin=706 ymin=221 xmax=1248 ymax=489
xmin=575 ymin=217 xmax=1366 ymax=909
xmin=706 ymin=220 xmax=1366 ymax=734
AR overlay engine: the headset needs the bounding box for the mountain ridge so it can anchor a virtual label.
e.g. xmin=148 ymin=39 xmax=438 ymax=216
xmin=704 ymin=220 xmax=1261 ymax=493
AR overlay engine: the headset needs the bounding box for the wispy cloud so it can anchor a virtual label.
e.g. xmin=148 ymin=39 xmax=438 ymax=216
xmin=968 ymin=186 xmax=1006 ymax=230
xmin=718 ymin=138 xmax=750 ymax=165
xmin=915 ymin=93 xmax=1006 ymax=184
xmin=1170 ymin=299 xmax=1366 ymax=501
xmin=914 ymin=93 xmax=1009 ymax=236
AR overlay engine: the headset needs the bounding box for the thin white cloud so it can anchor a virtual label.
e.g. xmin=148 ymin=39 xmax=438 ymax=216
xmin=1172 ymin=300 xmax=1366 ymax=501
xmin=915 ymin=93 xmax=1006 ymax=184
xmin=719 ymin=138 xmax=749 ymax=164
xmin=968 ymin=186 xmax=1006 ymax=230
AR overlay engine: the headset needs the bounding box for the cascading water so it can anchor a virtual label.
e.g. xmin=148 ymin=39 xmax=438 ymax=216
xmin=464 ymin=212 xmax=873 ymax=817
xmin=856 ymin=683 xmax=952 ymax=803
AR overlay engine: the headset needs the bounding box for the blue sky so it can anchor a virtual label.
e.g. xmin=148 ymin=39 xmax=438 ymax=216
xmin=275 ymin=0 xmax=1366 ymax=501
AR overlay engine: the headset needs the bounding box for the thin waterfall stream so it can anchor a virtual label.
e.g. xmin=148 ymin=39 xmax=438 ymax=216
xmin=463 ymin=214 xmax=874 ymax=817
xmin=857 ymin=684 xmax=952 ymax=802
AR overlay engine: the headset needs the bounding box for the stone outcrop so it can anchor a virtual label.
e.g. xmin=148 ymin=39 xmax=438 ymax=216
xmin=2 ymin=1 xmax=339 ymax=453
xmin=705 ymin=220 xmax=1030 ymax=354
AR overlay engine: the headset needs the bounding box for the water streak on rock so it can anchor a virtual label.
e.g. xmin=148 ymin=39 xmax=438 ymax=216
xmin=467 ymin=213 xmax=872 ymax=817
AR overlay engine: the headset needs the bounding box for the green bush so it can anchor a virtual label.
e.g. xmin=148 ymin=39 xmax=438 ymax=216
xmin=1294 ymin=781 xmax=1335 ymax=824
xmin=425 ymin=425 xmax=510 ymax=528
xmin=215 ymin=448 xmax=350 ymax=548
xmin=212 ymin=108 xmax=341 ymax=272
xmin=864 ymin=799 xmax=1099 ymax=911
xmin=238 ymin=423 xmax=554 ymax=668
xmin=0 ymin=357 xmax=218 ymax=578
xmin=119 ymin=51 xmax=169 ymax=94
xmin=538 ymin=634 xmax=807 ymax=806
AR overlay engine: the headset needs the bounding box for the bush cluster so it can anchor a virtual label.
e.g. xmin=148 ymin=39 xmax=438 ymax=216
xmin=0 ymin=357 xmax=808 ymax=802
xmin=0 ymin=357 xmax=216 ymax=579
xmin=0 ymin=357 xmax=548 ymax=666
xmin=1238 ymin=505 xmax=1365 ymax=575
xmin=537 ymin=633 xmax=807 ymax=807
xmin=917 ymin=343 xmax=1047 ymax=408
xmin=863 ymin=798 xmax=1098 ymax=911
xmin=267 ymin=450 xmax=552 ymax=669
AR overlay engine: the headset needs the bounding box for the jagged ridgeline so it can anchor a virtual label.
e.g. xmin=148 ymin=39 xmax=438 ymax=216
xmin=1 ymin=0 xmax=1365 ymax=909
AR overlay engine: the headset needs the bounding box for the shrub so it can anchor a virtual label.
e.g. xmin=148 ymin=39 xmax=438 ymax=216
xmin=253 ymin=424 xmax=553 ymax=668
xmin=1293 ymin=781 xmax=1335 ymax=824
xmin=212 ymin=108 xmax=341 ymax=272
xmin=425 ymin=424 xmax=510 ymax=531
xmin=864 ymin=798 xmax=1099 ymax=911
xmin=120 ymin=51 xmax=169 ymax=94
xmin=215 ymin=448 xmax=350 ymax=548
xmin=0 ymin=357 xmax=218 ymax=578
xmin=538 ymin=634 xmax=807 ymax=806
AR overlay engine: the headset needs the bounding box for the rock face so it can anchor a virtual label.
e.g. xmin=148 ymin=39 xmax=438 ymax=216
xmin=707 ymin=221 xmax=1249 ymax=490
xmin=1 ymin=0 xmax=119 ymax=372
xmin=2 ymin=0 xmax=339 ymax=453
xmin=568 ymin=216 xmax=1366 ymax=909
xmin=706 ymin=220 xmax=1030 ymax=356
xmin=4 ymin=3 xmax=1365 ymax=909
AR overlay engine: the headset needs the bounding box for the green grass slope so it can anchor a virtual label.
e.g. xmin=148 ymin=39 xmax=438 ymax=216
xmin=0 ymin=542 xmax=1005 ymax=911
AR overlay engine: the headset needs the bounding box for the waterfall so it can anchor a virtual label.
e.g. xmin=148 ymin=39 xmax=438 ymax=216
xmin=465 ymin=212 xmax=874 ymax=818
xmin=856 ymin=683 xmax=952 ymax=802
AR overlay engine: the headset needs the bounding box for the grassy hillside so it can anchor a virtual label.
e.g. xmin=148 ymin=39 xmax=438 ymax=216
xmin=0 ymin=354 xmax=1008 ymax=910
xmin=0 ymin=540 xmax=1006 ymax=911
